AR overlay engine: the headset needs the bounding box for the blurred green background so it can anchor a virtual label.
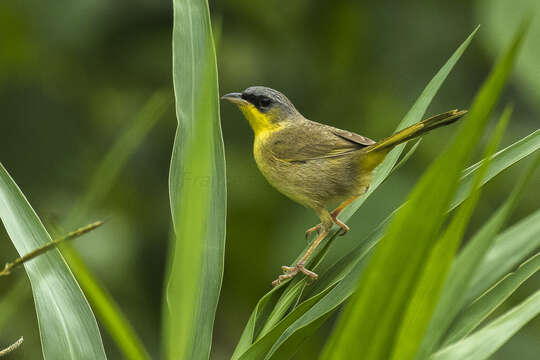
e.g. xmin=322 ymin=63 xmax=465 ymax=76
xmin=0 ymin=1 xmax=538 ymax=359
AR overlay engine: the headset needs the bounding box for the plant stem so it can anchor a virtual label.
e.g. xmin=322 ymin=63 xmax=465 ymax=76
xmin=0 ymin=337 xmax=23 ymax=357
xmin=0 ymin=221 xmax=103 ymax=276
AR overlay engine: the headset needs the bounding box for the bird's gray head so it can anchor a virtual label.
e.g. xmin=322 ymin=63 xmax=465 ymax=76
xmin=240 ymin=86 xmax=297 ymax=114
xmin=221 ymin=86 xmax=300 ymax=130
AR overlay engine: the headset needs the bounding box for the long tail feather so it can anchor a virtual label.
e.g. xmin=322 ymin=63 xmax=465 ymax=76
xmin=366 ymin=109 xmax=467 ymax=153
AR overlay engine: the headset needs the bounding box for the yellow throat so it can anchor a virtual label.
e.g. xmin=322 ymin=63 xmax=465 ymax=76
xmin=239 ymin=103 xmax=282 ymax=137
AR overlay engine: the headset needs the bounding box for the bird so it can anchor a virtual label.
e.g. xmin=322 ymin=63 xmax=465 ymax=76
xmin=221 ymin=86 xmax=466 ymax=286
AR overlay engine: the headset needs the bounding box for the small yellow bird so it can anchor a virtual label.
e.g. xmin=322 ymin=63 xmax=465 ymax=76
xmin=222 ymin=86 xmax=465 ymax=286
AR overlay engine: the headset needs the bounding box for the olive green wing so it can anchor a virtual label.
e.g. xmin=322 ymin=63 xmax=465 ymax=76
xmin=327 ymin=125 xmax=376 ymax=147
xmin=268 ymin=122 xmax=375 ymax=162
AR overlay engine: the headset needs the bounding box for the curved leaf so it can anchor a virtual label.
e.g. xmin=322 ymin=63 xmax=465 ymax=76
xmin=465 ymin=202 xmax=540 ymax=302
xmin=389 ymin=106 xmax=511 ymax=360
xmin=417 ymin=152 xmax=539 ymax=359
xmin=430 ymin=290 xmax=540 ymax=360
xmin=444 ymin=252 xmax=540 ymax=344
xmin=0 ymin=162 xmax=107 ymax=359
xmin=322 ymin=22 xmax=526 ymax=360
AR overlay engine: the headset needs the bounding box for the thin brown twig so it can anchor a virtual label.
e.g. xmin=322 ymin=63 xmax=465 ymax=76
xmin=0 ymin=336 xmax=23 ymax=357
xmin=0 ymin=221 xmax=104 ymax=277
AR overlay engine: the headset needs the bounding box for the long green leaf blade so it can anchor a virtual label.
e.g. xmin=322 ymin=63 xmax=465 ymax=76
xmin=231 ymin=289 xmax=282 ymax=360
xmin=417 ymin=152 xmax=538 ymax=359
xmin=322 ymin=23 xmax=526 ymax=360
xmin=430 ymin=290 xmax=540 ymax=360
xmin=452 ymin=128 xmax=540 ymax=209
xmin=389 ymin=106 xmax=511 ymax=360
xmin=164 ymin=0 xmax=226 ymax=359
xmin=0 ymin=163 xmax=107 ymax=359
xmin=465 ymin=199 xmax=540 ymax=302
xmin=444 ymin=252 xmax=540 ymax=344
xmin=237 ymin=286 xmax=335 ymax=360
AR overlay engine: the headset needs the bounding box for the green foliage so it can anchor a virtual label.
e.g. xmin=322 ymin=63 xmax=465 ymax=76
xmin=445 ymin=251 xmax=540 ymax=345
xmin=322 ymin=23 xmax=527 ymax=360
xmin=232 ymin=27 xmax=478 ymax=360
xmin=1 ymin=2 xmax=538 ymax=359
xmin=430 ymin=290 xmax=540 ymax=360
xmin=0 ymin=163 xmax=106 ymax=359
xmin=60 ymin=92 xmax=169 ymax=360
xmin=230 ymin=21 xmax=539 ymax=360
xmin=164 ymin=0 xmax=226 ymax=359
xmin=416 ymin=152 xmax=538 ymax=359
xmin=60 ymin=247 xmax=150 ymax=360
xmin=389 ymin=106 xmax=511 ymax=360
xmin=466 ymin=204 xmax=540 ymax=301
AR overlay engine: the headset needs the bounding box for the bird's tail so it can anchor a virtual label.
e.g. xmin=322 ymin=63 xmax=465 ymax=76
xmin=365 ymin=109 xmax=467 ymax=154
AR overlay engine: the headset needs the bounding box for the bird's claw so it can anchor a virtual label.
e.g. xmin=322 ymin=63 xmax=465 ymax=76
xmin=330 ymin=215 xmax=350 ymax=236
xmin=305 ymin=224 xmax=321 ymax=241
xmin=337 ymin=223 xmax=350 ymax=236
xmin=272 ymin=263 xmax=318 ymax=287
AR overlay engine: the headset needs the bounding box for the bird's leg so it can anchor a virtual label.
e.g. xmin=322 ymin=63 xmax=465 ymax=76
xmin=273 ymin=210 xmax=332 ymax=286
xmin=305 ymin=195 xmax=360 ymax=241
xmin=330 ymin=195 xmax=360 ymax=236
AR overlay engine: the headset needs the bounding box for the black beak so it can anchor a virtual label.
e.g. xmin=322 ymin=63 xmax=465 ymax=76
xmin=221 ymin=92 xmax=248 ymax=105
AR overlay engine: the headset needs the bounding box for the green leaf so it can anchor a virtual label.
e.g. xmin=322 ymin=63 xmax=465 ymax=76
xmin=237 ymin=286 xmax=335 ymax=360
xmin=389 ymin=106 xmax=511 ymax=360
xmin=444 ymin=252 xmax=540 ymax=344
xmin=231 ymin=289 xmax=283 ymax=360
xmin=61 ymin=246 xmax=151 ymax=360
xmin=163 ymin=0 xmax=226 ymax=359
xmin=453 ymin=128 xmax=540 ymax=209
xmin=417 ymin=152 xmax=539 ymax=359
xmin=258 ymin=281 xmax=309 ymax=338
xmin=465 ymin=195 xmax=540 ymax=302
xmin=234 ymin=27 xmax=479 ymax=358
xmin=0 ymin=163 xmax=107 ymax=359
xmin=322 ymin=22 xmax=526 ymax=360
xmin=430 ymin=290 xmax=540 ymax=360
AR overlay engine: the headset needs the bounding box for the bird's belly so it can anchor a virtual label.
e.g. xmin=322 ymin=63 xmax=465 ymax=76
xmin=254 ymin=144 xmax=370 ymax=209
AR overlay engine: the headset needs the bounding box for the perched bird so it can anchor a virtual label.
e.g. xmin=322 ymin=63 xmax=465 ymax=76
xmin=222 ymin=86 xmax=466 ymax=286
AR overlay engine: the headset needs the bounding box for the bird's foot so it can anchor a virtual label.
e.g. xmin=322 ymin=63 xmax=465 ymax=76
xmin=330 ymin=214 xmax=350 ymax=236
xmin=271 ymin=262 xmax=318 ymax=287
xmin=305 ymin=224 xmax=321 ymax=242
xmin=306 ymin=216 xmax=349 ymax=240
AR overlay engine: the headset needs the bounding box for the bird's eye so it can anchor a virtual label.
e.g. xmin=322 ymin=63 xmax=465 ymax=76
xmin=259 ymin=97 xmax=272 ymax=108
